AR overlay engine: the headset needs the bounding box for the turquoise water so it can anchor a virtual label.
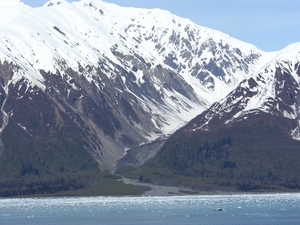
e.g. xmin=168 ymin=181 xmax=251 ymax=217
xmin=0 ymin=194 xmax=300 ymax=224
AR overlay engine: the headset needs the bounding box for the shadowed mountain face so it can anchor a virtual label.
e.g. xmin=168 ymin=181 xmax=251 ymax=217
xmin=0 ymin=0 xmax=299 ymax=195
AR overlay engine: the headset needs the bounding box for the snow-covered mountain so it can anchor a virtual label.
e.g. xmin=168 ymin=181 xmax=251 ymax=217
xmin=187 ymin=43 xmax=300 ymax=137
xmin=0 ymin=0 xmax=297 ymax=171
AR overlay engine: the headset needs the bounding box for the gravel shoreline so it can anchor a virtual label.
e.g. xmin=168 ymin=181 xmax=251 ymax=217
xmin=121 ymin=177 xmax=195 ymax=196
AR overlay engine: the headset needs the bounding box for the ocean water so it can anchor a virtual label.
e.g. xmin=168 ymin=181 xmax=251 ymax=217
xmin=0 ymin=193 xmax=300 ymax=224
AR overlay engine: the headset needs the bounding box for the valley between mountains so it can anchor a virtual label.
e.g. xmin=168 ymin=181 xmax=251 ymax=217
xmin=0 ymin=0 xmax=299 ymax=196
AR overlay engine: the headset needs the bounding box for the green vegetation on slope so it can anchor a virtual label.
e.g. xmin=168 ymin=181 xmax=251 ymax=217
xmin=117 ymin=113 xmax=300 ymax=192
xmin=0 ymin=121 xmax=148 ymax=197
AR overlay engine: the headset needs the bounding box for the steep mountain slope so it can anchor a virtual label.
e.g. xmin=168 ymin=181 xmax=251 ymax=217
xmin=121 ymin=44 xmax=300 ymax=191
xmin=185 ymin=43 xmax=300 ymax=133
xmin=0 ymin=0 xmax=273 ymax=179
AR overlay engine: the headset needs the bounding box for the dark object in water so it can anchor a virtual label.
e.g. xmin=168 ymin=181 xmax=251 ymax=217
xmin=213 ymin=208 xmax=225 ymax=211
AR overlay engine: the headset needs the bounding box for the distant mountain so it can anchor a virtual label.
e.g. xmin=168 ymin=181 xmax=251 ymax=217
xmin=0 ymin=0 xmax=299 ymax=195
xmin=120 ymin=44 xmax=300 ymax=192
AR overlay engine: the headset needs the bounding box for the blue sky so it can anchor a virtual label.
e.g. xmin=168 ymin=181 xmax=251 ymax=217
xmin=21 ymin=0 xmax=300 ymax=52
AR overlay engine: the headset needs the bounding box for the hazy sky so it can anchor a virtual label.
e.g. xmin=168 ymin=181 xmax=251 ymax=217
xmin=21 ymin=0 xmax=300 ymax=52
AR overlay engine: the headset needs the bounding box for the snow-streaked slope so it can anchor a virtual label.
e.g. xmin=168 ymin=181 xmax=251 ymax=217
xmin=0 ymin=0 xmax=271 ymax=101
